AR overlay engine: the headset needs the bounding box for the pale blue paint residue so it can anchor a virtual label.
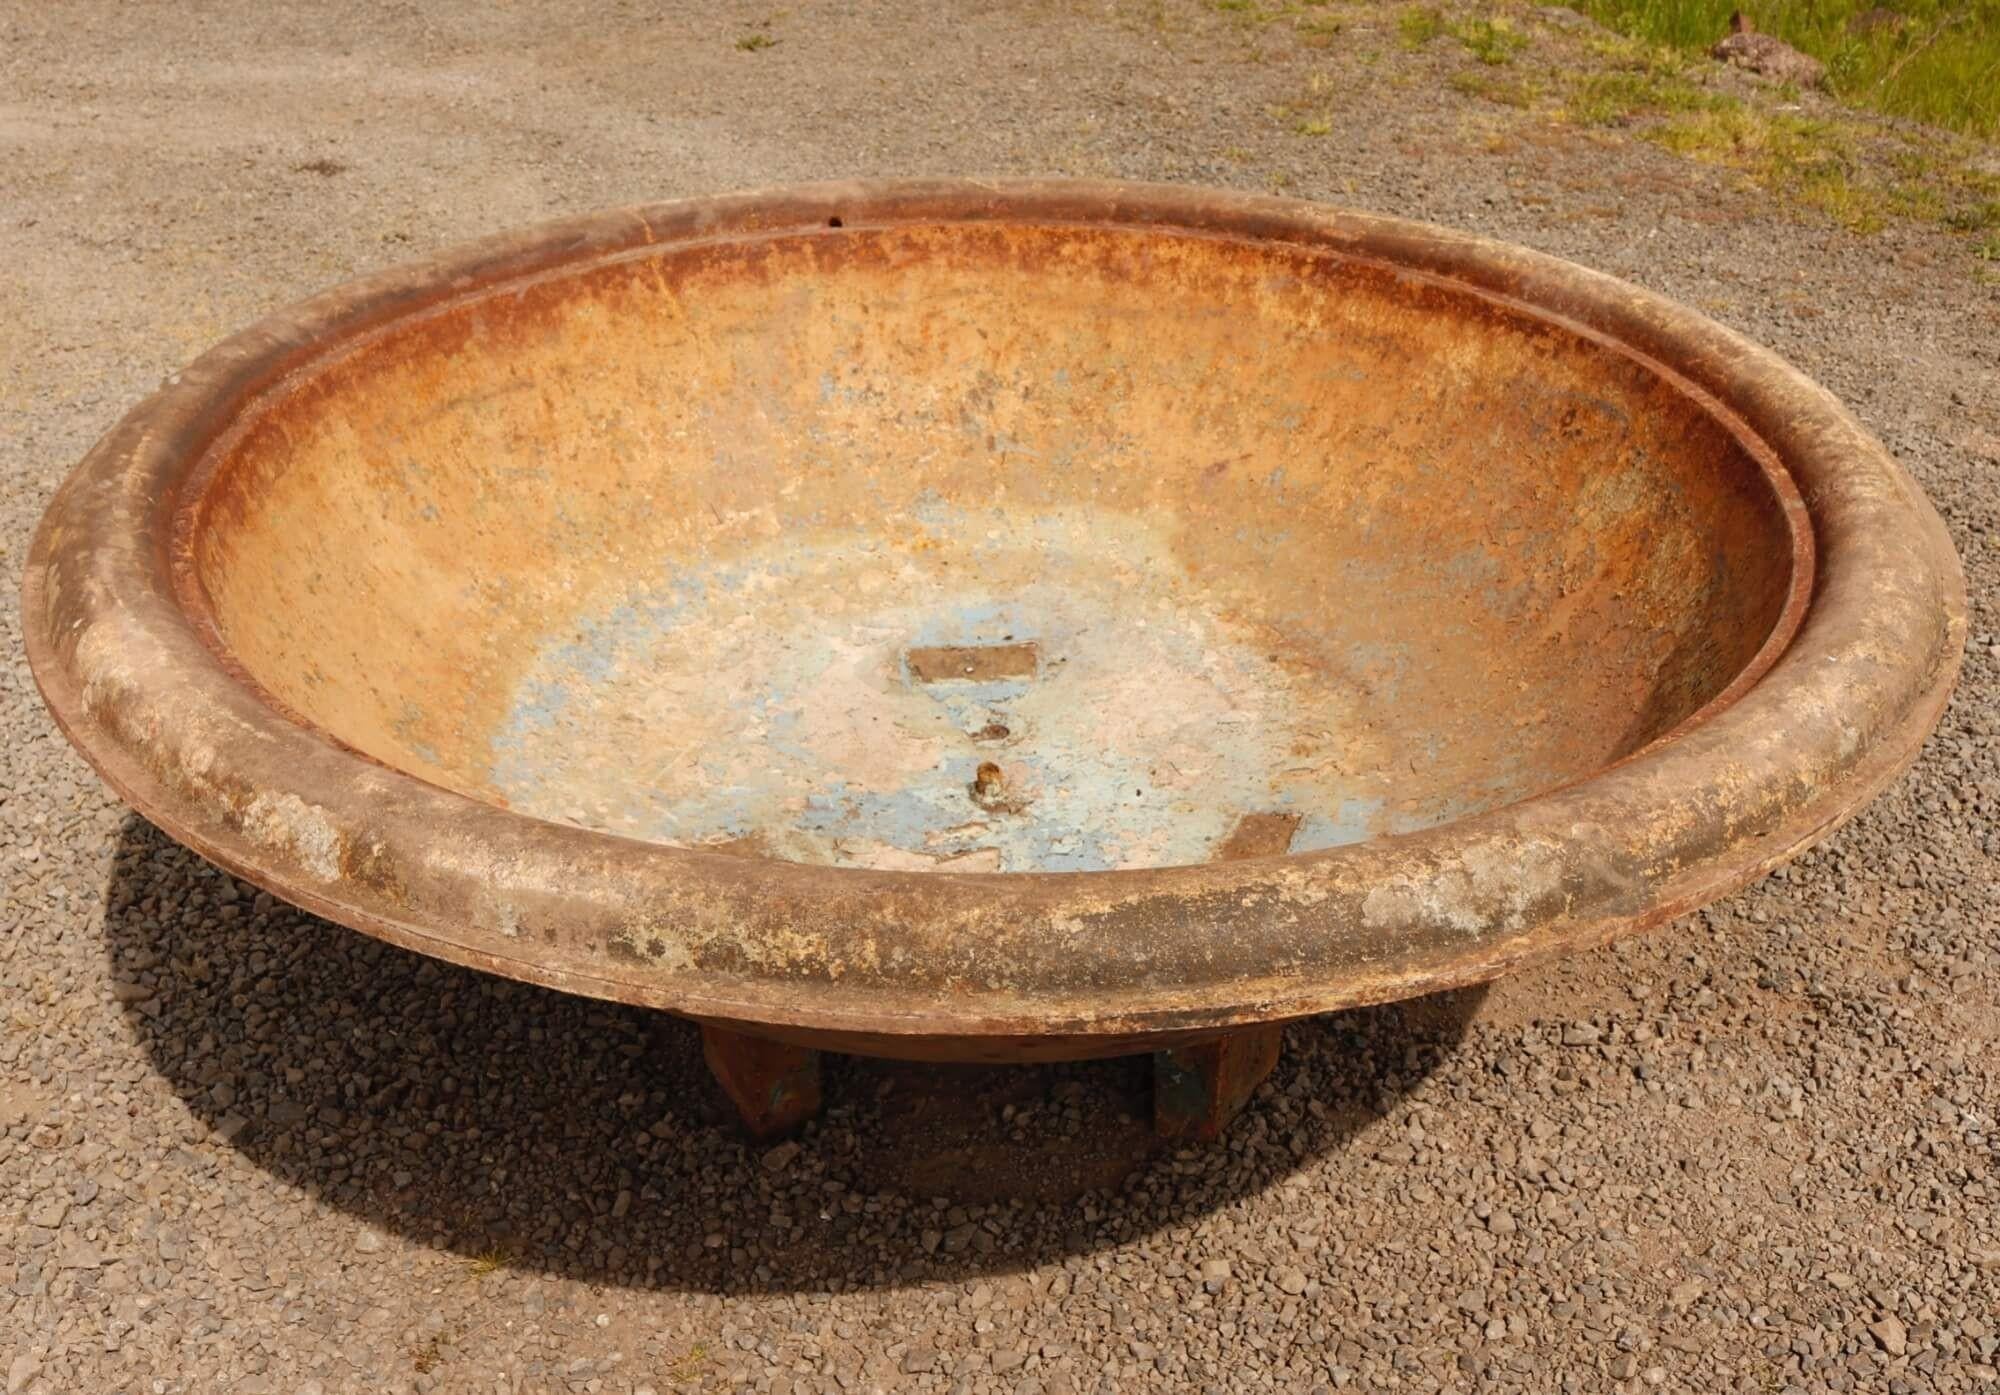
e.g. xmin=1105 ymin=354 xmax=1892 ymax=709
xmin=1293 ymin=798 xmax=1387 ymax=852
xmin=485 ymin=502 xmax=1407 ymax=873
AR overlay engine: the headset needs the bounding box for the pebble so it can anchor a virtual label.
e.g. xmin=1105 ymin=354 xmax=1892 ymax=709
xmin=24 ymin=1194 xmax=70 ymax=1230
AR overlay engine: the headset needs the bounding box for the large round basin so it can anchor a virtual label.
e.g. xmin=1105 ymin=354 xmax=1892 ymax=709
xmin=23 ymin=181 xmax=1965 ymax=1087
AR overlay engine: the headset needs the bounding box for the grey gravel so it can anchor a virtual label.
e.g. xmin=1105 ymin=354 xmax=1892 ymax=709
xmin=2 ymin=2 xmax=1997 ymax=1393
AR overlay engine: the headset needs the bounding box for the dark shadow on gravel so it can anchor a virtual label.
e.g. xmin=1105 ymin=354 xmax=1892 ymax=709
xmin=104 ymin=813 xmax=1482 ymax=1294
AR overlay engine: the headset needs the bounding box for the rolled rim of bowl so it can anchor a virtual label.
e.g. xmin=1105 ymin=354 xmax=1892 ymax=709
xmin=21 ymin=178 xmax=1968 ymax=1044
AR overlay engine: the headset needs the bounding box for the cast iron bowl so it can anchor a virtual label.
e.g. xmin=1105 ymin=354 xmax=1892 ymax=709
xmin=22 ymin=180 xmax=1966 ymax=1063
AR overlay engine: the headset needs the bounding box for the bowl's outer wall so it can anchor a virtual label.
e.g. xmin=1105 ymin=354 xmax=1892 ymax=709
xmin=21 ymin=181 xmax=1967 ymax=1059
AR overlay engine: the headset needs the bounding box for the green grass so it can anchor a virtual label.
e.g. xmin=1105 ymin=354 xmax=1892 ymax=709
xmin=735 ymin=31 xmax=777 ymax=51
xmin=1565 ymin=0 xmax=2000 ymax=139
xmin=1296 ymin=9 xmax=1344 ymax=43
xmin=1452 ymin=15 xmax=1530 ymax=64
xmin=669 ymin=1344 xmax=710 ymax=1385
xmin=1399 ymin=5 xmax=1445 ymax=46
xmin=1559 ymin=36 xmax=1729 ymax=124
xmin=1472 ymin=22 xmax=2000 ymax=244
xmin=1204 ymin=0 xmax=1344 ymax=44
xmin=1450 ymin=68 xmax=1543 ymax=104
xmin=1206 ymin=0 xmax=1339 ymax=21
xmin=1945 ymin=198 xmax=2000 ymax=230
xmin=1652 ymin=105 xmax=1896 ymax=230
xmin=463 ymin=1246 xmax=512 ymax=1277
xmin=1272 ymin=69 xmax=1341 ymax=132
xmin=1551 ymin=36 xmax=1905 ymax=232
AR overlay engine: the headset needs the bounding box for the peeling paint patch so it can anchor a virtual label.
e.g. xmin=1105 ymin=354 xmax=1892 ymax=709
xmin=607 ymin=922 xmax=695 ymax=971
xmin=486 ymin=505 xmax=1394 ymax=873
xmin=1361 ymin=838 xmax=1567 ymax=936
xmin=241 ymin=792 xmax=344 ymax=881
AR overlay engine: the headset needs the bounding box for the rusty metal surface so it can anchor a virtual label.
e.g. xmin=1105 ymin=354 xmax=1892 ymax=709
xmin=1154 ymin=1025 xmax=1284 ymax=1143
xmin=700 ymin=1023 xmax=823 ymax=1141
xmin=20 ymin=180 xmax=1967 ymax=1060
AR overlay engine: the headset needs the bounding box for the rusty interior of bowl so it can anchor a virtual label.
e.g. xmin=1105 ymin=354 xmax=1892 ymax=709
xmin=177 ymin=221 xmax=1804 ymax=875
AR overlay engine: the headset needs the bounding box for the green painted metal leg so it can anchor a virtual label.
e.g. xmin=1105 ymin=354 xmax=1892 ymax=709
xmin=701 ymin=1023 xmax=823 ymax=1139
xmin=1154 ymin=1024 xmax=1283 ymax=1141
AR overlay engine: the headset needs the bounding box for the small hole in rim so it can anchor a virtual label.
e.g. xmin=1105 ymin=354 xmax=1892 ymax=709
xmin=827 ymin=215 xmax=844 ymax=228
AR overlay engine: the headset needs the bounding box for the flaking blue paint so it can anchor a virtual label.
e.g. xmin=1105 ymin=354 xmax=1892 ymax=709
xmin=485 ymin=502 xmax=1409 ymax=872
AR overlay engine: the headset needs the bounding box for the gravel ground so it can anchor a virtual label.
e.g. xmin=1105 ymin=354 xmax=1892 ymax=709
xmin=3 ymin=2 xmax=1998 ymax=1392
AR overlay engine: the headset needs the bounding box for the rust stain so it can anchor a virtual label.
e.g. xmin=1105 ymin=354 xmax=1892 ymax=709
xmin=1216 ymin=811 xmax=1303 ymax=861
xmin=906 ymin=642 xmax=1041 ymax=684
xmin=171 ymin=221 xmax=1809 ymax=873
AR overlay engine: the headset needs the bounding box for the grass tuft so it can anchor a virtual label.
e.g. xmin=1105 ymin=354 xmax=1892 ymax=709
xmin=1399 ymin=6 xmax=1445 ymax=47
xmin=1493 ymin=26 xmax=2000 ymax=251
xmin=670 ymin=1344 xmax=710 ymax=1384
xmin=1297 ymin=10 xmax=1343 ymax=45
xmin=1450 ymin=68 xmax=1542 ymax=106
xmin=1944 ymin=198 xmax=2000 ymax=232
xmin=1452 ymin=16 xmax=1530 ymax=64
xmin=1272 ymin=69 xmax=1341 ymax=134
xmin=1206 ymin=0 xmax=1346 ymax=43
xmin=464 ymin=1246 xmax=513 ymax=1277
xmin=1565 ymin=0 xmax=2000 ymax=139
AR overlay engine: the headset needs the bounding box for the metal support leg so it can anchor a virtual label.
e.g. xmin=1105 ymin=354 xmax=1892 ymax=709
xmin=1153 ymin=1024 xmax=1282 ymax=1141
xmin=700 ymin=1023 xmax=823 ymax=1139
